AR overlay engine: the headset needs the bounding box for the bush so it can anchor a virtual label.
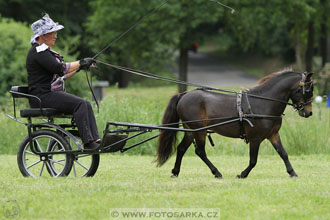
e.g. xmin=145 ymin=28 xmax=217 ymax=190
xmin=0 ymin=18 xmax=30 ymax=100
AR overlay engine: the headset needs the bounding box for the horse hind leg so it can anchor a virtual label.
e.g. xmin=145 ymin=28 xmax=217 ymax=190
xmin=171 ymin=133 xmax=193 ymax=177
xmin=269 ymin=133 xmax=298 ymax=177
xmin=194 ymin=132 xmax=222 ymax=178
xmin=237 ymin=140 xmax=261 ymax=178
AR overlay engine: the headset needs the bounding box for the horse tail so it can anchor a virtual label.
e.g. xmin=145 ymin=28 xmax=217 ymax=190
xmin=156 ymin=93 xmax=185 ymax=167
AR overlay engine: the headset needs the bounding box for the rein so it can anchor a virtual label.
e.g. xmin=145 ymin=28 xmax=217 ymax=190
xmin=84 ymin=69 xmax=99 ymax=113
xmin=96 ymin=60 xmax=237 ymax=94
xmin=95 ymin=59 xmax=311 ymax=111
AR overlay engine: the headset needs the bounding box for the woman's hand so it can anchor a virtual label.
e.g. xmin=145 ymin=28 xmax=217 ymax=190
xmin=79 ymin=58 xmax=96 ymax=71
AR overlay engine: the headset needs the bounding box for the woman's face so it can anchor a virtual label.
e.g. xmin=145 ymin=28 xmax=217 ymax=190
xmin=41 ymin=31 xmax=57 ymax=47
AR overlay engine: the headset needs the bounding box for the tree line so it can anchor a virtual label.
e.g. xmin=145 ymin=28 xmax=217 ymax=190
xmin=0 ymin=0 xmax=329 ymax=96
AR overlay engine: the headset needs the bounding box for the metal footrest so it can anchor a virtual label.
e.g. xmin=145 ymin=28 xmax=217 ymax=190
xmin=100 ymin=133 xmax=128 ymax=152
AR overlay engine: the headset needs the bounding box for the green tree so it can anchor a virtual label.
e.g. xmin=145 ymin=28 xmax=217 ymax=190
xmin=0 ymin=0 xmax=91 ymax=58
xmin=86 ymin=0 xmax=174 ymax=87
xmin=159 ymin=0 xmax=224 ymax=92
xmin=86 ymin=0 xmax=223 ymax=91
xmin=224 ymin=0 xmax=319 ymax=71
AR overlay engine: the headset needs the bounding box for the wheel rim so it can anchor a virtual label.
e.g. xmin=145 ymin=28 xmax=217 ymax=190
xmin=67 ymin=136 xmax=95 ymax=177
xmin=22 ymin=135 xmax=68 ymax=178
xmin=72 ymin=154 xmax=95 ymax=177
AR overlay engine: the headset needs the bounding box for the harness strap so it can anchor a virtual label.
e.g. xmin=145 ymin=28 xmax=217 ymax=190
xmin=245 ymin=114 xmax=282 ymax=120
xmin=244 ymin=92 xmax=254 ymax=114
xmin=237 ymin=92 xmax=249 ymax=143
xmin=237 ymin=92 xmax=243 ymax=121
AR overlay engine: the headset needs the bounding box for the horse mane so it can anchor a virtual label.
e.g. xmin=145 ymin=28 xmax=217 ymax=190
xmin=256 ymin=67 xmax=293 ymax=86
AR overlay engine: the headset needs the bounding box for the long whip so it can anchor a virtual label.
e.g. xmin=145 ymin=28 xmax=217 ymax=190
xmin=92 ymin=0 xmax=169 ymax=59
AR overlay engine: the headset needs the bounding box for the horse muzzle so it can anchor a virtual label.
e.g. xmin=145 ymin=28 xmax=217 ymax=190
xmin=298 ymin=107 xmax=313 ymax=118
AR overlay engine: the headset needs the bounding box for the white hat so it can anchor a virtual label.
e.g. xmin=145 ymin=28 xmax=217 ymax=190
xmin=30 ymin=13 xmax=64 ymax=44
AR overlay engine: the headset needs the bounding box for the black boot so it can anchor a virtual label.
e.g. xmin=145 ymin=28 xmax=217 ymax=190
xmin=84 ymin=141 xmax=100 ymax=150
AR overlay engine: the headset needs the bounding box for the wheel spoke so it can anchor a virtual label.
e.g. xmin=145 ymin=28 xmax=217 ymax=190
xmin=49 ymin=159 xmax=65 ymax=166
xmin=72 ymin=163 xmax=77 ymax=177
xmin=47 ymin=138 xmax=53 ymax=152
xmin=75 ymin=160 xmax=89 ymax=171
xmin=35 ymin=140 xmax=43 ymax=152
xmin=39 ymin=162 xmax=45 ymax=177
xmin=26 ymin=160 xmax=42 ymax=169
xmin=55 ymin=158 xmax=66 ymax=163
xmin=26 ymin=151 xmax=38 ymax=156
xmin=46 ymin=162 xmax=56 ymax=177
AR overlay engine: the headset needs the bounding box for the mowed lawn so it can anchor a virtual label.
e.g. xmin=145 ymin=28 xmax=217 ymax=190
xmin=0 ymin=154 xmax=329 ymax=220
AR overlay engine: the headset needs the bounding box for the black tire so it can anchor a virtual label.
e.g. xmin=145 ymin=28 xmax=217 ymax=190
xmin=17 ymin=130 xmax=73 ymax=177
xmin=65 ymin=130 xmax=100 ymax=177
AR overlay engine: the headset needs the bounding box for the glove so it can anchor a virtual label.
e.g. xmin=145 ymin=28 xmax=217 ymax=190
xmin=79 ymin=58 xmax=96 ymax=71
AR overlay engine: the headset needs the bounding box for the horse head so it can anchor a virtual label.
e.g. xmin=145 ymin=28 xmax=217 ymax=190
xmin=290 ymin=72 xmax=314 ymax=118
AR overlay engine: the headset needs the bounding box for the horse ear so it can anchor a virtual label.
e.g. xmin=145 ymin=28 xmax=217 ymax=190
xmin=306 ymin=72 xmax=313 ymax=81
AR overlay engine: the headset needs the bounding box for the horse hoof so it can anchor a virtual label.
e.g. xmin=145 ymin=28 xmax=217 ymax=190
xmin=289 ymin=171 xmax=298 ymax=178
xmin=236 ymin=174 xmax=246 ymax=179
xmin=171 ymin=174 xmax=178 ymax=178
xmin=215 ymin=175 xmax=223 ymax=179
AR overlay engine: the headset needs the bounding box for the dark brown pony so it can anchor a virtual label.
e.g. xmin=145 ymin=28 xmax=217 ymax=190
xmin=156 ymin=70 xmax=314 ymax=178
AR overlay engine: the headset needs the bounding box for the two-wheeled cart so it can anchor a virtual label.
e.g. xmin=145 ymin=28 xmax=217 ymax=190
xmin=7 ymin=86 xmax=251 ymax=178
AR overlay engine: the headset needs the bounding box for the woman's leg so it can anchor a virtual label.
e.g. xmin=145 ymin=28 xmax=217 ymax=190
xmin=38 ymin=91 xmax=100 ymax=144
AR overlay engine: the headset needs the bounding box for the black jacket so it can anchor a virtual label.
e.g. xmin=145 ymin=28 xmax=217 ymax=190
xmin=26 ymin=43 xmax=65 ymax=94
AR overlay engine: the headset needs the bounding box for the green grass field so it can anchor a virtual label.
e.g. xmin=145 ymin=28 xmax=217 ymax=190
xmin=0 ymin=87 xmax=329 ymax=219
xmin=0 ymin=154 xmax=329 ymax=220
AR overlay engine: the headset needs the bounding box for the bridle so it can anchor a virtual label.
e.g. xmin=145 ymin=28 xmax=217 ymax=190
xmin=291 ymin=72 xmax=314 ymax=111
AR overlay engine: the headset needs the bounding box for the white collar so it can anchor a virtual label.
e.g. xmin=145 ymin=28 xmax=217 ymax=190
xmin=36 ymin=44 xmax=49 ymax=53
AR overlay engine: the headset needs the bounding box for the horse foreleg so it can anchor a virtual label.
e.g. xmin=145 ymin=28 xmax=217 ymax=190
xmin=194 ymin=133 xmax=222 ymax=178
xmin=171 ymin=133 xmax=193 ymax=177
xmin=237 ymin=140 xmax=261 ymax=178
xmin=269 ymin=133 xmax=298 ymax=177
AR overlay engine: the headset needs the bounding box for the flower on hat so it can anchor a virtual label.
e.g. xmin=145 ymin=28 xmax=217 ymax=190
xmin=30 ymin=13 xmax=64 ymax=44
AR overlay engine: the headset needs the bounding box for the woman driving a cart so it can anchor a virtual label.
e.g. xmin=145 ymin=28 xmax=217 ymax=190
xmin=26 ymin=13 xmax=100 ymax=150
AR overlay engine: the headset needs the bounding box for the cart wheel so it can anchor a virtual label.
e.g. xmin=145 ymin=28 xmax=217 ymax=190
xmin=65 ymin=131 xmax=100 ymax=177
xmin=17 ymin=130 xmax=73 ymax=178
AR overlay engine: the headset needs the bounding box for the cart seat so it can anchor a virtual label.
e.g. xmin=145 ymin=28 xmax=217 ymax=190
xmin=20 ymin=108 xmax=71 ymax=118
xmin=10 ymin=86 xmax=72 ymax=118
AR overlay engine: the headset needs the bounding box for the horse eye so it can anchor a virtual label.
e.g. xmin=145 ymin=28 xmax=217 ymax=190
xmin=303 ymin=91 xmax=313 ymax=99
